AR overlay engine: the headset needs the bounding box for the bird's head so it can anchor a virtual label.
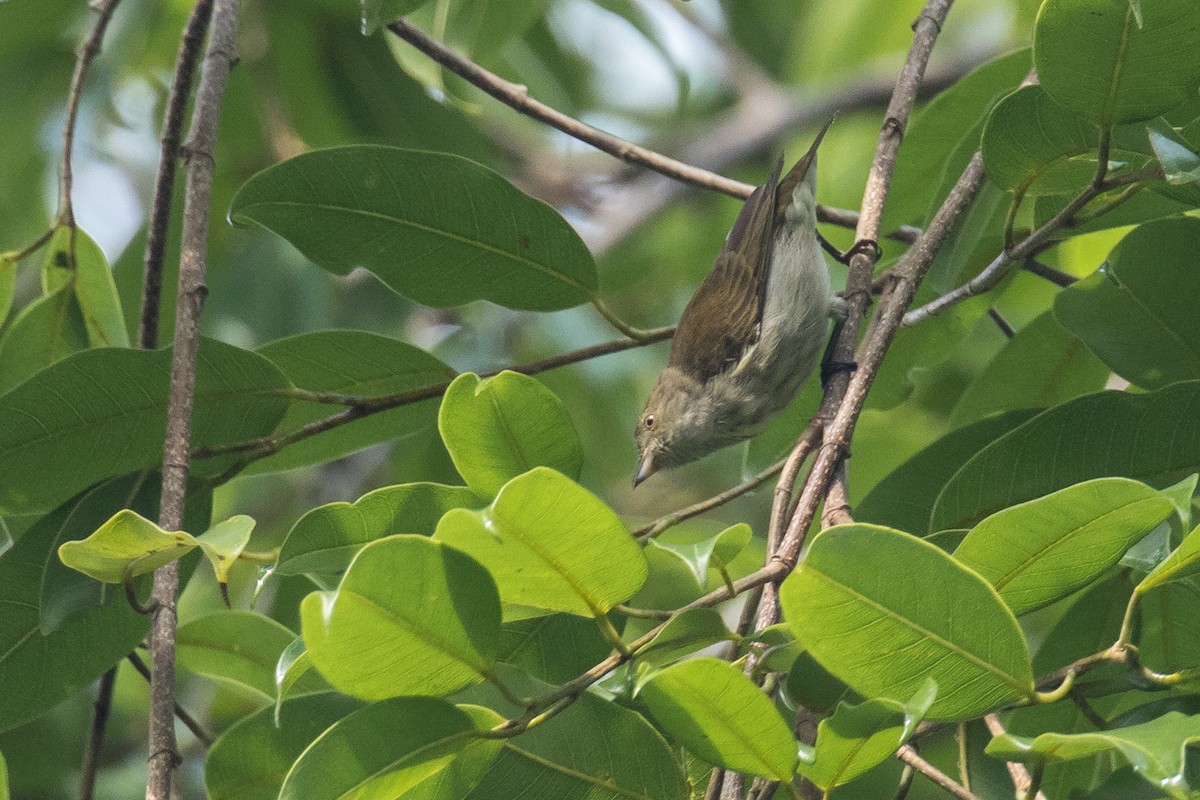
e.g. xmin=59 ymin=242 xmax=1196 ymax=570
xmin=633 ymin=367 xmax=721 ymax=487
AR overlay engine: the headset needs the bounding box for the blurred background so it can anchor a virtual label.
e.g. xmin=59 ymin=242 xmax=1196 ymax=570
xmin=0 ymin=0 xmax=1116 ymax=796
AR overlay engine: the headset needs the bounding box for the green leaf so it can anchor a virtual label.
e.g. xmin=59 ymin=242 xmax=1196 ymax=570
xmin=981 ymin=85 xmax=1100 ymax=193
xmin=464 ymin=685 xmax=688 ymax=800
xmin=1035 ymin=0 xmax=1200 ymax=125
xmin=1147 ymin=120 xmax=1200 ymax=184
xmin=0 ymin=481 xmax=153 ymax=733
xmin=279 ymin=696 xmax=501 ymax=800
xmin=784 ymin=651 xmax=848 ymax=716
xmin=360 ymin=0 xmax=428 ymax=35
xmin=57 ymin=509 xmax=196 ymax=583
xmin=950 ymin=312 xmax=1109 ymax=427
xmin=857 ymin=410 xmax=1039 ymax=533
xmin=497 ymin=613 xmax=613 ymax=684
xmin=439 ymin=371 xmax=583 ymax=496
xmin=933 ymin=381 xmax=1200 ymax=530
xmin=194 ymin=515 xmax=254 ymax=585
xmin=301 ymin=535 xmax=500 ymax=699
xmin=274 ymin=637 xmax=328 ymax=724
xmin=986 ymin=712 xmax=1200 ymax=800
xmin=43 ymin=226 xmax=129 ymax=349
xmin=780 ymin=525 xmax=1035 ymax=720
xmin=884 ymin=49 xmax=1032 ymax=229
xmin=0 ymin=339 xmax=291 ymax=515
xmin=276 ymin=481 xmax=481 ymax=576
xmin=0 ymin=749 xmax=7 ymax=800
xmin=954 ymin=478 xmax=1173 ymax=615
xmin=229 ymin=146 xmax=598 ymax=311
xmin=0 ymin=253 xmax=16 ymax=328
xmin=435 ymin=467 xmax=647 ymax=617
xmin=1139 ymin=522 xmax=1200 ymax=593
xmin=249 ymin=330 xmax=455 ymax=475
xmin=1054 ymin=218 xmax=1200 ymax=390
xmin=1139 ymin=578 xmax=1200 ymax=672
xmin=205 ymin=693 xmax=361 ymax=800
xmin=650 ymin=523 xmax=752 ymax=589
xmin=797 ymin=681 xmax=936 ymax=790
xmin=0 ymin=283 xmax=88 ymax=396
xmin=639 ymin=608 xmax=734 ymax=666
xmin=638 ymin=658 xmax=797 ymax=781
xmin=177 ymin=611 xmax=325 ymax=700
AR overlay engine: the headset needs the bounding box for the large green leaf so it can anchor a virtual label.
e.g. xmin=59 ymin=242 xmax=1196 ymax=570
xmin=797 ymin=681 xmax=936 ymax=791
xmin=229 ymin=147 xmax=598 ymax=311
xmin=0 ymin=339 xmax=291 ymax=515
xmin=1138 ymin=522 xmax=1200 ymax=594
xmin=205 ymin=693 xmax=361 ymax=800
xmin=950 ymin=312 xmax=1109 ymax=427
xmin=434 ymin=467 xmax=647 ymax=617
xmin=276 ymin=481 xmax=482 ymax=575
xmin=178 ymin=611 xmax=325 ymax=700
xmin=0 ymin=484 xmax=150 ymax=732
xmin=248 ymin=330 xmax=455 ymax=475
xmin=0 ymin=283 xmax=87 ymax=396
xmin=1034 ymin=0 xmax=1200 ymax=125
xmin=954 ymin=478 xmax=1173 ymax=615
xmin=301 ymin=535 xmax=501 ymax=699
xmin=932 ymin=382 xmax=1200 ymax=530
xmin=986 ymin=712 xmax=1200 ymax=800
xmin=981 ymin=85 xmax=1099 ymax=194
xmin=279 ymin=697 xmax=502 ymax=800
xmin=638 ymin=658 xmax=797 ymax=781
xmin=856 ymin=410 xmax=1039 ymax=533
xmin=1055 ymin=218 xmax=1200 ymax=390
xmin=462 ymin=685 xmax=688 ymax=800
xmin=438 ymin=371 xmax=583 ymax=497
xmin=1138 ymin=577 xmax=1200 ymax=673
xmin=497 ymin=613 xmax=614 ymax=684
xmin=780 ymin=525 xmax=1035 ymax=720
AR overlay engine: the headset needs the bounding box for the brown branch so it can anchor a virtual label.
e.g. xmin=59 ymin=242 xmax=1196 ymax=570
xmin=820 ymin=461 xmax=854 ymax=528
xmin=139 ymin=0 xmax=216 ymax=349
xmin=194 ymin=325 xmax=675 ymax=473
xmin=903 ymin=166 xmax=1162 ymax=324
xmin=896 ymin=745 xmax=982 ymax=800
xmin=986 ymin=307 xmax=1015 ymax=339
xmin=146 ymin=0 xmax=240 ymax=796
xmin=78 ymin=667 xmax=117 ymax=800
xmin=632 ymin=455 xmax=786 ymax=540
xmin=384 ymin=18 xmax=922 ymax=248
xmin=1021 ymin=258 xmax=1076 ymax=288
xmin=58 ymin=0 xmax=123 ymax=234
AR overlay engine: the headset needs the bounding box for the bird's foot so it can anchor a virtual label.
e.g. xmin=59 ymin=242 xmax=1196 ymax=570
xmin=821 ymin=358 xmax=858 ymax=387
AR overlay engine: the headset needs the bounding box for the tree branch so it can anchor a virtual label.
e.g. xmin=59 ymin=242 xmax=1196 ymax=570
xmin=896 ymin=745 xmax=982 ymax=800
xmin=632 ymin=455 xmax=787 ymax=540
xmin=146 ymin=0 xmax=240 ymax=796
xmin=139 ymin=0 xmax=216 ymax=349
xmin=78 ymin=667 xmax=117 ymax=800
xmin=127 ymin=653 xmax=213 ymax=747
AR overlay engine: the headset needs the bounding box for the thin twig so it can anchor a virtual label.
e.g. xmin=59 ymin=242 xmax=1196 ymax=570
xmin=385 ymin=18 xmax=919 ymax=245
xmin=1021 ymin=258 xmax=1076 ymax=287
xmin=78 ymin=667 xmax=117 ymax=800
xmin=146 ymin=0 xmax=240 ymax=796
xmin=986 ymin=307 xmax=1015 ymax=339
xmin=139 ymin=0 xmax=216 ymax=349
xmin=982 ymin=715 xmax=1048 ymax=800
xmin=903 ymin=166 xmax=1161 ymax=325
xmin=193 ymin=325 xmax=675 ymax=475
xmin=126 ymin=654 xmax=214 ymax=747
xmin=896 ymin=745 xmax=982 ymax=800
xmin=632 ymin=455 xmax=786 ymax=540
xmin=59 ymin=0 xmax=123 ymax=235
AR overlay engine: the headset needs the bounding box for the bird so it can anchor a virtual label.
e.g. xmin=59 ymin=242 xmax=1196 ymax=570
xmin=634 ymin=121 xmax=847 ymax=487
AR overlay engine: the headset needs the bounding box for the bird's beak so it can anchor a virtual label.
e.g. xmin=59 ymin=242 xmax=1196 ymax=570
xmin=633 ymin=453 xmax=658 ymax=488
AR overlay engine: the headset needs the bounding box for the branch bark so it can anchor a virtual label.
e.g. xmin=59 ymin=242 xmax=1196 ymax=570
xmin=145 ymin=0 xmax=240 ymax=796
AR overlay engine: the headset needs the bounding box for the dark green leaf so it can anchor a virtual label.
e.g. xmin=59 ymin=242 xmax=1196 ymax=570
xmin=249 ymin=330 xmax=455 ymax=475
xmin=780 ymin=525 xmax=1035 ymax=720
xmin=0 ymin=253 xmax=14 ymax=328
xmin=932 ymin=382 xmax=1200 ymax=530
xmin=1055 ymin=218 xmax=1200 ymax=389
xmin=497 ymin=613 xmax=613 ymax=684
xmin=439 ymin=371 xmax=583 ymax=496
xmin=178 ymin=611 xmax=324 ymax=700
xmin=276 ymin=481 xmax=481 ymax=576
xmin=1148 ymin=120 xmax=1200 ymax=184
xmin=0 ymin=283 xmax=87 ymax=396
xmin=639 ymin=608 xmax=733 ymax=667
xmin=649 ymin=523 xmax=751 ymax=589
xmin=301 ymin=535 xmax=500 ymax=699
xmin=638 ymin=658 xmax=797 ymax=780
xmin=1035 ymin=0 xmax=1200 ymax=125
xmin=981 ymin=85 xmax=1099 ymax=193
xmin=954 ymin=478 xmax=1172 ymax=614
xmin=435 ymin=468 xmax=646 ymax=617
xmin=229 ymin=147 xmax=598 ymax=311
xmin=0 ymin=340 xmax=290 ymax=515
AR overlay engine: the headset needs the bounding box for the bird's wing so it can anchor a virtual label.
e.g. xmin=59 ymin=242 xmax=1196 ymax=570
xmin=668 ymin=158 xmax=783 ymax=384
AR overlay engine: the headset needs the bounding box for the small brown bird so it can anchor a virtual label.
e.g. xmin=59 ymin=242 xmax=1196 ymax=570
xmin=634 ymin=122 xmax=845 ymax=486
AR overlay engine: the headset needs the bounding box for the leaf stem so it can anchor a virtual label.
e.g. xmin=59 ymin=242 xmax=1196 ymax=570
xmin=1033 ymin=668 xmax=1074 ymax=703
xmin=590 ymin=297 xmax=657 ymax=342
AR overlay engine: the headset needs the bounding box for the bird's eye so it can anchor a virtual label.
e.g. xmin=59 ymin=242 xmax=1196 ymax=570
xmin=644 ymin=414 xmax=655 ymax=429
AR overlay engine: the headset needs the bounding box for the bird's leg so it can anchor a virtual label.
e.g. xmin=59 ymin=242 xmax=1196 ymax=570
xmin=820 ymin=299 xmax=857 ymax=387
xmin=818 ymin=233 xmax=882 ymax=266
